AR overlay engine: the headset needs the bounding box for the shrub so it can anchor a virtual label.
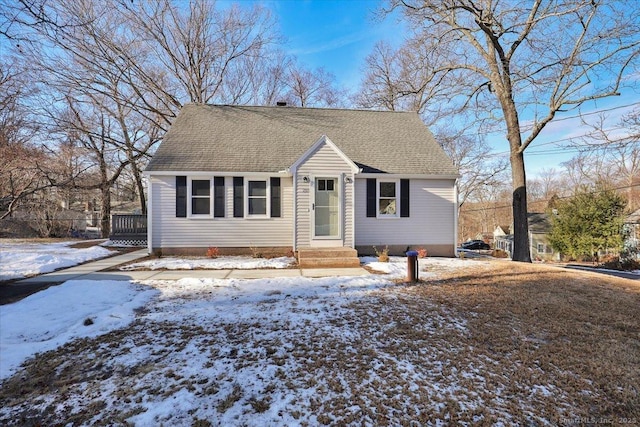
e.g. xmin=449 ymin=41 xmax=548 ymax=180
xmin=206 ymin=246 xmax=220 ymax=258
xmin=417 ymin=247 xmax=428 ymax=258
xmin=492 ymin=249 xmax=508 ymax=258
xmin=600 ymin=256 xmax=640 ymax=271
xmin=373 ymin=245 xmax=389 ymax=262
xmin=249 ymin=244 xmax=263 ymax=258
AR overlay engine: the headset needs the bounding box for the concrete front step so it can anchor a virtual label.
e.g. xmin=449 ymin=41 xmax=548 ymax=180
xmin=297 ymin=247 xmax=358 ymax=259
xmin=298 ymin=257 xmax=361 ymax=268
xmin=297 ymin=247 xmax=360 ymax=268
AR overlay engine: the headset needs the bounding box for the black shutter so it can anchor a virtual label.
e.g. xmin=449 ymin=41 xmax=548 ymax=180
xmin=366 ymin=178 xmax=376 ymax=218
xmin=270 ymin=177 xmax=281 ymax=218
xmin=400 ymin=179 xmax=410 ymax=218
xmin=233 ymin=177 xmax=244 ymax=218
xmin=176 ymin=176 xmax=187 ymax=218
xmin=214 ymin=176 xmax=225 ymax=218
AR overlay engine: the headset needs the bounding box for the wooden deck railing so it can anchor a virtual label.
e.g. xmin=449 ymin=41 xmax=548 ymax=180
xmin=110 ymin=214 xmax=147 ymax=239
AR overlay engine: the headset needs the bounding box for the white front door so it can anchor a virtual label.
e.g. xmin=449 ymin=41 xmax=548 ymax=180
xmin=313 ymin=177 xmax=341 ymax=240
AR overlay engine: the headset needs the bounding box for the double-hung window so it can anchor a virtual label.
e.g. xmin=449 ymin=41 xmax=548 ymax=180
xmin=247 ymin=180 xmax=268 ymax=217
xmin=378 ymin=180 xmax=399 ymax=217
xmin=191 ymin=179 xmax=211 ymax=216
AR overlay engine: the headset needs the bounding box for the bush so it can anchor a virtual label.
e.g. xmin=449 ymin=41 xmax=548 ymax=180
xmin=417 ymin=248 xmax=428 ymax=258
xmin=600 ymin=256 xmax=640 ymax=271
xmin=206 ymin=247 xmax=220 ymax=258
xmin=492 ymin=249 xmax=509 ymax=258
xmin=373 ymin=245 xmax=389 ymax=262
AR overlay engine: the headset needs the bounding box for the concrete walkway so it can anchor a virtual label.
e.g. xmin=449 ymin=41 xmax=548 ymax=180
xmin=16 ymin=249 xmax=151 ymax=284
xmin=15 ymin=250 xmax=370 ymax=285
xmin=1 ymin=250 xmax=370 ymax=304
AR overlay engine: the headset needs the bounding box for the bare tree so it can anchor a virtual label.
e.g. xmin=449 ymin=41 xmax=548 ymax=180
xmin=357 ymin=39 xmax=509 ymax=227
xmin=356 ymin=39 xmax=458 ymax=123
xmin=282 ymin=63 xmax=346 ymax=107
xmin=572 ymin=116 xmax=640 ymax=212
xmin=435 ymin=127 xmax=508 ymax=212
xmin=386 ymin=0 xmax=640 ymax=261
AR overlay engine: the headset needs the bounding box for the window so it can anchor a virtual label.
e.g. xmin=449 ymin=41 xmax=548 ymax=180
xmin=247 ymin=180 xmax=268 ymax=216
xmin=317 ymin=178 xmax=334 ymax=192
xmin=191 ymin=179 xmax=211 ymax=215
xmin=366 ymin=179 xmax=410 ymax=218
xmin=537 ymin=243 xmax=545 ymax=254
xmin=378 ymin=180 xmax=398 ymax=217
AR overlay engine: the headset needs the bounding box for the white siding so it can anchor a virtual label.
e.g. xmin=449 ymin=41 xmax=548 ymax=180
xmin=295 ymin=142 xmax=355 ymax=248
xmin=354 ymin=178 xmax=455 ymax=245
xmin=151 ymin=175 xmax=293 ymax=248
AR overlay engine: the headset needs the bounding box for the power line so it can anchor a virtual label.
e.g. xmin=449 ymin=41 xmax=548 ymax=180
xmin=436 ymin=101 xmax=640 ymax=139
xmin=463 ymin=182 xmax=640 ymax=213
xmin=481 ymin=128 xmax=634 ymax=158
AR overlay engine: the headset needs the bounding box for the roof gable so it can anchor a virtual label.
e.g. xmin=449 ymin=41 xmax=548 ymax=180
xmin=146 ymin=104 xmax=459 ymax=176
xmin=289 ymin=135 xmax=361 ymax=174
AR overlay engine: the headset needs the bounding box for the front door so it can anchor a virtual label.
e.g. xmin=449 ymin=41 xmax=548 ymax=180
xmin=313 ymin=177 xmax=340 ymax=239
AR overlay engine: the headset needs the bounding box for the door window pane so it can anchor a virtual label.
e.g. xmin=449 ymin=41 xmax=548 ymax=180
xmin=315 ymin=178 xmax=339 ymax=236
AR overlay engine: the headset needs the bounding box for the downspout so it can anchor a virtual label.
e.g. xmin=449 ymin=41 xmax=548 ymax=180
xmin=291 ymin=169 xmax=297 ymax=251
xmin=454 ymin=178 xmax=459 ymax=258
xmin=146 ymin=173 xmax=153 ymax=255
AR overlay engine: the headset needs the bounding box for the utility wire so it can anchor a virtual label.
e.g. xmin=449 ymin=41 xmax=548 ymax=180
xmin=435 ymin=101 xmax=640 ymax=138
xmin=463 ymin=182 xmax=640 ymax=213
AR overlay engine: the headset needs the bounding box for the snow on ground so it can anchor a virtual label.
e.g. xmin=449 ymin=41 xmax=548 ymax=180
xmin=0 ymin=241 xmax=114 ymax=280
xmin=121 ymin=256 xmax=296 ymax=271
xmin=0 ymin=257 xmax=563 ymax=426
xmin=0 ymin=280 xmax=159 ymax=380
xmin=362 ymin=255 xmax=489 ymax=278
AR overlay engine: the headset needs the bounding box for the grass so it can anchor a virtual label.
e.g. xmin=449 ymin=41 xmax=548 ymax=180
xmin=0 ymin=261 xmax=638 ymax=425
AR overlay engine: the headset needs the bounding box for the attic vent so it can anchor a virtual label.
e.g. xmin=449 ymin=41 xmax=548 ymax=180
xmin=276 ymin=101 xmax=287 ymax=107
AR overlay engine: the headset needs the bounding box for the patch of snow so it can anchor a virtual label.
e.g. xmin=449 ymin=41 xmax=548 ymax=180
xmin=362 ymin=256 xmax=488 ymax=278
xmin=0 ymin=280 xmax=158 ymax=381
xmin=120 ymin=256 xmax=296 ymax=271
xmin=0 ymin=241 xmax=114 ymax=280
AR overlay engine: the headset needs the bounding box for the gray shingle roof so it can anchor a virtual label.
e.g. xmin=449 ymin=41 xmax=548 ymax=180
xmin=145 ymin=104 xmax=458 ymax=175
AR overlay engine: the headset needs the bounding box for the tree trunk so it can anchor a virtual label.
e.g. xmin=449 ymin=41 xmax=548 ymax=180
xmin=100 ymin=185 xmax=111 ymax=238
xmin=511 ymin=151 xmax=531 ymax=262
xmin=131 ymin=163 xmax=146 ymax=214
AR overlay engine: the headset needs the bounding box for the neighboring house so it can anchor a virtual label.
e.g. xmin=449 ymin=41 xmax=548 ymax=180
xmin=144 ymin=104 xmax=459 ymax=257
xmin=494 ymin=213 xmax=559 ymax=261
xmin=493 ymin=224 xmax=511 ymax=242
xmin=624 ymin=209 xmax=640 ymax=257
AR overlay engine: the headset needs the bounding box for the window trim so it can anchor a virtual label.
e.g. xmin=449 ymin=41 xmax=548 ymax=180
xmin=188 ymin=177 xmax=213 ymax=218
xmin=376 ymin=179 xmax=400 ymax=218
xmin=244 ymin=178 xmax=271 ymax=219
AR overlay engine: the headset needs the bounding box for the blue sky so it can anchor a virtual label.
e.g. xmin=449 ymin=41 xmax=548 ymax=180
xmin=261 ymin=0 xmax=404 ymax=88
xmin=228 ymin=0 xmax=638 ymax=178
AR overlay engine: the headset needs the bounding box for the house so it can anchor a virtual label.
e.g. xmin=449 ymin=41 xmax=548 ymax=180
xmin=623 ymin=209 xmax=640 ymax=257
xmin=144 ymin=104 xmax=459 ymax=262
xmin=494 ymin=213 xmax=559 ymax=261
xmin=493 ymin=224 xmax=511 ymax=241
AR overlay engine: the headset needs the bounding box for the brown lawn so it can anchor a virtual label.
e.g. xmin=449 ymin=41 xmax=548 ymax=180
xmin=0 ymin=261 xmax=638 ymax=425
